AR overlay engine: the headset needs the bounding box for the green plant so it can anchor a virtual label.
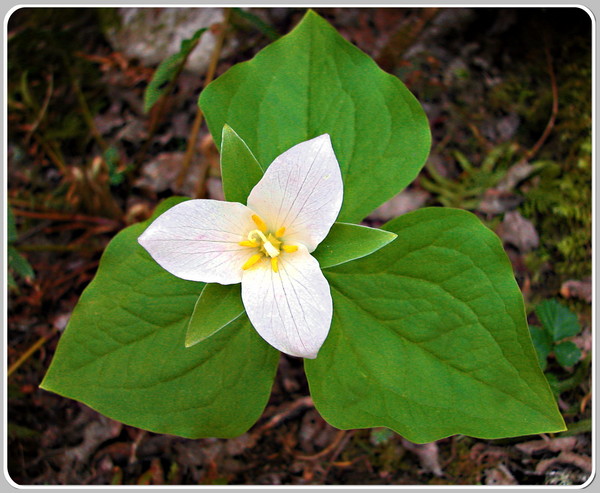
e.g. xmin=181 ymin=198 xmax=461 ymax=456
xmin=7 ymin=206 xmax=35 ymax=291
xmin=529 ymin=298 xmax=582 ymax=370
xmin=41 ymin=10 xmax=564 ymax=443
xmin=421 ymin=142 xmax=521 ymax=209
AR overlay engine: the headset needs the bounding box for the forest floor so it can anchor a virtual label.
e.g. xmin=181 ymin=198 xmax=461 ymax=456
xmin=6 ymin=7 xmax=593 ymax=486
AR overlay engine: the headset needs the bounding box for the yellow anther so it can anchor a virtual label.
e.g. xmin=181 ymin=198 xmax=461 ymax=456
xmin=251 ymin=214 xmax=267 ymax=233
xmin=282 ymin=245 xmax=298 ymax=253
xmin=239 ymin=240 xmax=259 ymax=248
xmin=275 ymin=226 xmax=286 ymax=237
xmin=242 ymin=253 xmax=263 ymax=270
xmin=271 ymin=257 xmax=279 ymax=273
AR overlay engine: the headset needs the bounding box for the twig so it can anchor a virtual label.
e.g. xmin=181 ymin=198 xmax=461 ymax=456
xmin=295 ymin=429 xmax=348 ymax=461
xmin=580 ymin=391 xmax=592 ymax=413
xmin=24 ymin=73 xmax=54 ymax=146
xmin=70 ymin=71 xmax=109 ymax=154
xmin=321 ymin=430 xmax=356 ymax=481
xmin=11 ymin=208 xmax=121 ymax=227
xmin=8 ymin=327 xmax=60 ymax=377
xmin=176 ymin=7 xmax=232 ymax=193
xmin=17 ymin=244 xmax=99 ymax=253
xmin=32 ymin=133 xmax=68 ymax=175
xmin=524 ymin=45 xmax=559 ymax=161
xmin=251 ymin=396 xmax=313 ymax=437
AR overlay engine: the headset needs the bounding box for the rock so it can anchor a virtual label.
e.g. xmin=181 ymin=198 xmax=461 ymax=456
xmin=104 ymin=8 xmax=233 ymax=73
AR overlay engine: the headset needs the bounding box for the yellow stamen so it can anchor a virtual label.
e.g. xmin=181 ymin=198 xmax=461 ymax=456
xmin=271 ymin=257 xmax=279 ymax=273
xmin=239 ymin=240 xmax=259 ymax=248
xmin=242 ymin=254 xmax=263 ymax=270
xmin=282 ymin=245 xmax=298 ymax=253
xmin=251 ymin=214 xmax=267 ymax=233
xmin=275 ymin=226 xmax=286 ymax=237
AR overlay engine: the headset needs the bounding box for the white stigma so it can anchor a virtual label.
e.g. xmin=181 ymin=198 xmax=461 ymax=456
xmin=248 ymin=229 xmax=280 ymax=258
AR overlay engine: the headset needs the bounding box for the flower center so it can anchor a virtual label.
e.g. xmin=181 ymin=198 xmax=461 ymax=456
xmin=248 ymin=229 xmax=281 ymax=258
xmin=240 ymin=214 xmax=299 ymax=272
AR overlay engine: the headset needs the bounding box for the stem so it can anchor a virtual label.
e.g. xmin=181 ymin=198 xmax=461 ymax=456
xmin=8 ymin=327 xmax=59 ymax=377
xmin=176 ymin=7 xmax=232 ymax=193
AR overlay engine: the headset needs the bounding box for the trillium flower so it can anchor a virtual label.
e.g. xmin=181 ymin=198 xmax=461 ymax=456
xmin=138 ymin=134 xmax=343 ymax=359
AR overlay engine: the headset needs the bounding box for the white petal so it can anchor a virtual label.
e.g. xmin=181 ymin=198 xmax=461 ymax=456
xmin=138 ymin=199 xmax=257 ymax=284
xmin=241 ymin=245 xmax=332 ymax=359
xmin=247 ymin=134 xmax=343 ymax=252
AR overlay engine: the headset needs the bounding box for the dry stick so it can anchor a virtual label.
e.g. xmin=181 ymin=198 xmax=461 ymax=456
xmin=11 ymin=208 xmax=120 ymax=226
xmin=7 ymin=327 xmax=60 ymax=377
xmin=25 ymin=73 xmax=54 ymax=146
xmin=71 ymin=74 xmax=110 ymax=154
xmin=251 ymin=396 xmax=314 ymax=437
xmin=176 ymin=8 xmax=232 ymax=194
xmin=32 ymin=133 xmax=68 ymax=175
xmin=321 ymin=430 xmax=356 ymax=481
xmin=524 ymin=45 xmax=559 ymax=161
xmin=295 ymin=429 xmax=349 ymax=461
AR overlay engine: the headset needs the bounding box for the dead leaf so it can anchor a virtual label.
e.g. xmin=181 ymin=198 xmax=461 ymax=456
xmin=496 ymin=210 xmax=539 ymax=252
xmin=298 ymin=408 xmax=338 ymax=453
xmin=496 ymin=159 xmax=535 ymax=192
xmin=60 ymin=416 xmax=122 ymax=467
xmin=368 ymin=188 xmax=429 ymax=222
xmin=485 ymin=464 xmax=518 ymax=485
xmin=516 ymin=436 xmax=578 ymax=455
xmin=135 ymin=151 xmax=202 ymax=196
xmin=477 ymin=189 xmax=523 ymax=215
xmin=401 ymin=439 xmax=443 ymax=477
xmin=560 ymin=278 xmax=592 ymax=303
xmin=535 ymin=451 xmax=592 ymax=474
xmin=224 ymin=433 xmax=257 ymax=456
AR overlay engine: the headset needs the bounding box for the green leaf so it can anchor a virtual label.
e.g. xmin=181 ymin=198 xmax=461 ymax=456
xmin=535 ymin=299 xmax=581 ymax=342
xmin=528 ymin=325 xmax=552 ymax=370
xmin=144 ymin=28 xmax=207 ymax=113
xmin=220 ymin=124 xmax=264 ymax=204
xmin=232 ymin=8 xmax=281 ymax=41
xmin=7 ymin=206 xmax=17 ymax=243
xmin=41 ymin=199 xmax=279 ymax=439
xmin=8 ymin=245 xmax=34 ymax=280
xmin=313 ymin=222 xmax=397 ymax=269
xmin=199 ymin=10 xmax=431 ymax=223
xmin=8 ymin=272 xmax=17 ymax=291
xmin=186 ymin=283 xmax=245 ymax=347
xmin=305 ymin=207 xmax=565 ymax=443
xmin=554 ymin=341 xmax=582 ymax=368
